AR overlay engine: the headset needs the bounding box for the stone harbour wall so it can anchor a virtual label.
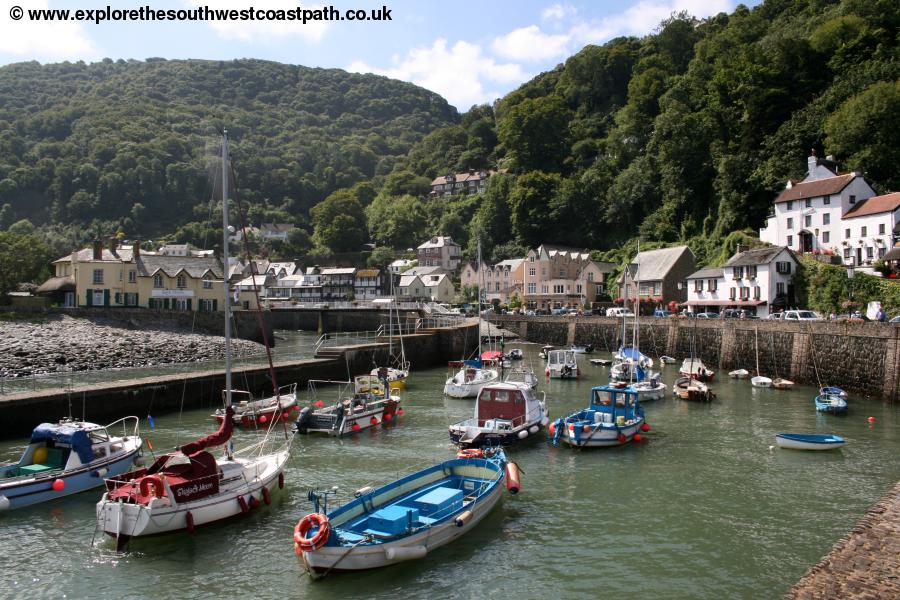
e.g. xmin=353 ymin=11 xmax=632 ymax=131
xmin=493 ymin=315 xmax=900 ymax=402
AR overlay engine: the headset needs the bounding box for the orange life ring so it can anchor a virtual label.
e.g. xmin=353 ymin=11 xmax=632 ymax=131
xmin=293 ymin=513 xmax=331 ymax=553
xmin=456 ymin=448 xmax=484 ymax=459
xmin=139 ymin=475 xmax=165 ymax=498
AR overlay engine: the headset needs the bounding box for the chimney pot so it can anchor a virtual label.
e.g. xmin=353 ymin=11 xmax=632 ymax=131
xmin=133 ymin=239 xmax=141 ymax=258
xmin=92 ymin=239 xmax=103 ymax=261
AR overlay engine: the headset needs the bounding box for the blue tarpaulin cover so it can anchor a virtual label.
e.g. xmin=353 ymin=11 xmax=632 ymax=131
xmin=30 ymin=423 xmax=94 ymax=465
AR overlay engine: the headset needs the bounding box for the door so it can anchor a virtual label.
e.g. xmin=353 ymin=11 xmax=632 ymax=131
xmin=92 ymin=290 xmax=105 ymax=306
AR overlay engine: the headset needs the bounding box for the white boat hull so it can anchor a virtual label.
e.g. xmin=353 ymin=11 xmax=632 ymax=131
xmin=558 ymin=420 xmax=642 ymax=448
xmin=751 ymin=376 xmax=772 ymax=388
xmin=96 ymin=448 xmax=288 ymax=541
xmin=443 ymin=370 xmax=499 ymax=398
xmin=301 ymin=481 xmax=503 ymax=574
xmin=775 ymin=436 xmax=845 ymax=451
xmin=729 ymin=369 xmax=750 ymax=379
xmin=633 ymin=382 xmax=666 ymax=402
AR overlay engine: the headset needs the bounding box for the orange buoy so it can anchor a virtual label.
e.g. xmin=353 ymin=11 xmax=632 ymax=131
xmin=369 ymin=416 xmax=378 ymax=426
xmin=641 ymin=423 xmax=650 ymax=432
xmin=293 ymin=513 xmax=331 ymax=552
xmin=548 ymin=423 xmax=556 ymax=434
xmin=617 ymin=433 xmax=627 ymax=443
xmin=505 ymin=462 xmax=521 ymax=494
xmin=634 ymin=433 xmax=642 ymax=442
xmin=351 ymin=422 xmax=361 ymax=432
xmin=51 ymin=479 xmax=65 ymax=492
xmin=867 ymin=416 xmax=876 ymax=423
xmin=582 ymin=425 xmax=591 ymax=433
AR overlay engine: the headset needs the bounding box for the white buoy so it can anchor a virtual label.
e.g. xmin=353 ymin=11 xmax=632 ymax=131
xmin=540 ymin=417 xmax=550 ymax=426
xmin=0 ymin=495 xmax=10 ymax=511
xmin=518 ymin=429 xmax=529 ymax=439
xmin=384 ymin=545 xmax=427 ymax=561
xmin=768 ymin=445 xmax=775 ymax=451
xmin=529 ymin=425 xmax=539 ymax=434
xmin=354 ymin=486 xmax=374 ymax=497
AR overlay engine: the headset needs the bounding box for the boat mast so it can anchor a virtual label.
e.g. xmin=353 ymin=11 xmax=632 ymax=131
xmin=632 ymin=241 xmax=640 ymax=383
xmin=477 ymin=237 xmax=482 ymax=359
xmin=221 ymin=131 xmax=233 ymax=460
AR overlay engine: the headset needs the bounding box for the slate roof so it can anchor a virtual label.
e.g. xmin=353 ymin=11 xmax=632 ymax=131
xmin=494 ymin=259 xmax=523 ymax=270
xmin=398 ymin=275 xmax=421 ymax=287
xmin=137 ymin=255 xmax=223 ymax=278
xmin=404 ymin=266 xmax=446 ymax=277
xmin=321 ymin=267 xmax=356 ymax=275
xmin=54 ymin=247 xmax=134 ymax=263
xmin=418 ymin=236 xmax=459 ymax=249
xmin=775 ymin=174 xmax=856 ymax=203
xmin=686 ymin=267 xmax=725 ymax=280
xmin=724 ymin=246 xmax=793 ymax=267
xmin=842 ymin=192 xmax=900 ymax=219
xmin=627 ymin=246 xmax=693 ymax=281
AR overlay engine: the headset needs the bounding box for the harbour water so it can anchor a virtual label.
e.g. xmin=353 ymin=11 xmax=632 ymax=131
xmin=1 ymin=341 xmax=898 ymax=599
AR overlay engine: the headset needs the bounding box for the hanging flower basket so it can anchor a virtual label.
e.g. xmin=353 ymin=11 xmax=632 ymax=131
xmin=840 ymin=300 xmax=859 ymax=310
xmin=614 ymin=297 xmax=625 ymax=305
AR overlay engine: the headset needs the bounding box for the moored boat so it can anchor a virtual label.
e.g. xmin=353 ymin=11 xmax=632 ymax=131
xmin=507 ymin=348 xmax=524 ymax=360
xmin=589 ymin=358 xmax=612 ymax=366
xmin=449 ymin=382 xmax=548 ymax=448
xmin=570 ymin=344 xmax=594 ymax=354
xmin=444 ymin=361 xmax=500 ymax=398
xmin=1 ymin=417 xmax=142 ymax=511
xmin=503 ymin=366 xmax=539 ymax=390
xmin=815 ymin=394 xmax=848 ymax=414
xmin=545 ymin=349 xmax=578 ymax=379
xmin=550 ymin=385 xmax=648 ymax=448
xmin=538 ymin=345 xmax=554 ymax=359
xmin=772 ymin=378 xmax=795 ymax=390
xmin=295 ymin=376 xmax=402 ymax=436
xmin=673 ymin=376 xmax=715 ymax=402
xmin=775 ymin=433 xmax=846 ymax=450
xmin=820 ymin=386 xmax=848 ymax=399
xmin=630 ymin=374 xmax=666 ymax=402
xmin=680 ymin=357 xmax=714 ymax=381
xmin=659 ymin=355 xmax=676 ymax=365
xmin=293 ymin=448 xmax=516 ymax=577
xmin=751 ymin=376 xmax=773 ymax=388
xmin=213 ymin=384 xmax=298 ymax=427
xmin=729 ymin=369 xmax=750 ymax=379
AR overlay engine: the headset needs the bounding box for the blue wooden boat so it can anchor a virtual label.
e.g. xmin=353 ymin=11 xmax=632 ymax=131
xmin=815 ymin=394 xmax=848 ymax=414
xmin=550 ymin=385 xmax=647 ymax=448
xmin=0 ymin=417 xmax=143 ymax=510
xmin=775 ymin=433 xmax=846 ymax=450
xmin=293 ymin=448 xmax=518 ymax=577
xmin=820 ymin=386 xmax=848 ymax=400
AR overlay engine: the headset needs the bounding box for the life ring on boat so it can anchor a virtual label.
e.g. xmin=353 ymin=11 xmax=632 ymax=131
xmin=456 ymin=448 xmax=484 ymax=459
xmin=293 ymin=513 xmax=331 ymax=553
xmin=139 ymin=475 xmax=165 ymax=498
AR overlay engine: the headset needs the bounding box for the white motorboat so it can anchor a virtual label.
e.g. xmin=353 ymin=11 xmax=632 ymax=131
xmin=296 ymin=376 xmax=402 ymax=436
xmin=545 ymin=349 xmax=578 ymax=379
xmin=503 ymin=366 xmax=539 ymax=390
xmin=751 ymin=376 xmax=773 ymax=388
xmin=444 ymin=364 xmax=500 ymax=398
xmin=449 ymin=382 xmax=549 ymax=447
xmin=729 ymin=369 xmax=750 ymax=379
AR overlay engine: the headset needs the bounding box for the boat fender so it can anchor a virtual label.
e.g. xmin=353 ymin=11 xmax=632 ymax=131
xmin=354 ymin=486 xmax=374 ymax=498
xmin=294 ymin=513 xmax=331 ymax=553
xmin=540 ymin=417 xmax=549 ymax=427
xmin=249 ymin=495 xmax=261 ymax=509
xmin=185 ymin=511 xmax=195 ymax=534
xmin=238 ymin=495 xmax=249 ymax=513
xmin=505 ymin=463 xmax=521 ymax=494
xmin=133 ymin=455 xmax=145 ymax=467
xmin=384 ymin=545 xmax=427 ymax=562
xmin=91 ymin=467 xmax=108 ymax=478
xmin=262 ymin=486 xmax=271 ymax=505
xmin=617 ymin=433 xmax=627 ymax=443
xmin=518 ymin=429 xmax=529 ymax=440
xmin=456 ymin=448 xmax=484 ymax=459
xmin=641 ymin=423 xmax=650 ymax=432
xmin=369 ymin=416 xmax=379 ymax=426
xmin=529 ymin=425 xmax=539 ymax=435
xmin=278 ymin=472 xmax=285 ymax=489
xmin=0 ymin=495 xmax=10 ymax=511
xmin=139 ymin=475 xmax=164 ymax=498
xmin=455 ymin=510 xmax=473 ymax=527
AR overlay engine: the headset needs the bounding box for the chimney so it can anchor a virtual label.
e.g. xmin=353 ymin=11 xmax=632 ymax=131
xmin=468 ymin=168 xmax=475 ymax=175
xmin=92 ymin=239 xmax=103 ymax=260
xmin=133 ymin=239 xmax=141 ymax=258
xmin=807 ymin=148 xmax=817 ymax=177
xmin=736 ymin=244 xmax=749 ymax=255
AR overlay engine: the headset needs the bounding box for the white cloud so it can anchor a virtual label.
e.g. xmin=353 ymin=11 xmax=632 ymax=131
xmin=492 ymin=25 xmax=570 ymax=61
xmin=572 ymin=0 xmax=733 ymax=45
xmin=183 ymin=0 xmax=329 ymax=43
xmin=0 ymin=0 xmax=100 ymax=62
xmin=541 ymin=3 xmax=577 ymax=21
xmin=348 ymin=39 xmax=528 ymax=110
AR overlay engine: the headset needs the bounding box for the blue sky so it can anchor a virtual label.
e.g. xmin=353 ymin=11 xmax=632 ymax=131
xmin=0 ymin=0 xmax=758 ymax=110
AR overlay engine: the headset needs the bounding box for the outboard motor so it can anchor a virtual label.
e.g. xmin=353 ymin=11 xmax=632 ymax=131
xmin=295 ymin=406 xmax=312 ymax=434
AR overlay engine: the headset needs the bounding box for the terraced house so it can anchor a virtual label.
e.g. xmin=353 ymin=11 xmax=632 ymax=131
xmin=44 ymin=239 xmax=224 ymax=311
xmin=523 ymin=244 xmax=614 ymax=310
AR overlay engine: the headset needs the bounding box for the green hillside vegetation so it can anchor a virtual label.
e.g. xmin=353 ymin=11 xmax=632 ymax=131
xmin=350 ymin=0 xmax=899 ymax=267
xmin=0 ymin=58 xmax=457 ymax=256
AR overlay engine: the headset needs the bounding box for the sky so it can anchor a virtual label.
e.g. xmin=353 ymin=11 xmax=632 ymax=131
xmin=0 ymin=0 xmax=758 ymax=111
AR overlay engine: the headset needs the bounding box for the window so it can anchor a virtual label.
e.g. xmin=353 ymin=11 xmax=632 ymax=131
xmin=740 ymin=287 xmax=750 ymax=300
xmin=541 ymin=268 xmax=546 ymax=277
xmin=153 ymin=274 xmax=163 ymax=288
xmin=92 ymin=269 xmax=103 ymax=284
xmin=114 ymin=292 xmax=121 ymax=304
xmin=753 ymin=286 xmax=761 ymax=300
xmin=805 ymin=198 xmax=811 ymax=208
xmin=867 ymin=246 xmax=874 ymax=259
xmin=128 ymin=270 xmax=136 ymax=283
xmin=823 ymin=213 xmax=830 ymax=225
xmin=845 ymin=228 xmax=851 ymax=239
xmin=553 ymin=284 xmax=564 ymax=294
xmin=639 ymin=283 xmax=654 ymax=296
xmin=730 ymin=287 xmax=736 ymax=300
xmin=694 ymin=279 xmax=703 ymax=292
xmin=495 ymin=283 xmax=500 ymax=292
xmin=176 ymin=275 xmax=187 ymax=289
xmin=822 ymin=231 xmax=830 ymax=243
xmin=748 ymin=266 xmax=757 ymax=279
xmin=787 ymin=235 xmax=793 ymax=247
xmin=786 ymin=201 xmax=793 ymax=210
xmin=733 ymin=267 xmax=743 ymax=280
xmin=595 ymin=284 xmax=604 ymax=296
xmin=203 ymin=279 xmax=213 ymax=289
xmin=824 ymin=195 xmax=830 ymax=205
xmin=587 ymin=272 xmax=594 ymax=282
xmin=528 ymin=256 xmax=534 ymax=262
xmin=708 ymin=279 xmax=717 ymax=292
xmin=776 ymin=261 xmax=792 ymax=274
xmin=861 ymin=226 xmax=867 ymax=237
xmin=528 ymin=268 xmax=536 ymax=277
xmin=804 ymin=215 xmax=812 ymax=228
xmin=843 ymin=248 xmax=852 ymax=260
xmin=541 ymin=285 xmax=548 ymax=294
xmin=879 ymin=223 xmax=886 ymax=235
xmin=850 ymin=195 xmax=856 ymax=204
xmin=776 ymin=282 xmax=785 ymax=295
xmin=576 ymin=284 xmax=582 ymax=294
xmin=558 ymin=269 xmax=565 ymax=277
xmin=787 ymin=217 xmax=794 ymax=230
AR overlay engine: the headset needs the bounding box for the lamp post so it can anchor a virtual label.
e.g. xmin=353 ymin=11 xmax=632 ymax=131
xmin=844 ymin=256 xmax=855 ymax=302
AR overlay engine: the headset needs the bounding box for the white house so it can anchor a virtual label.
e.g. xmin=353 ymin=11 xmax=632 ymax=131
xmin=397 ymin=274 xmax=425 ymax=300
xmin=757 ymin=150 xmax=897 ymax=270
xmin=260 ymin=223 xmax=295 ymax=241
xmin=420 ymin=273 xmax=455 ymax=303
xmin=684 ymin=246 xmax=798 ymax=317
xmin=266 ymin=262 xmax=298 ymax=278
xmin=388 ymin=259 xmax=416 ymax=274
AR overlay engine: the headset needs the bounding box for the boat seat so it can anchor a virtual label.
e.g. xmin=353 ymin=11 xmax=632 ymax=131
xmin=18 ymin=464 xmax=55 ymax=476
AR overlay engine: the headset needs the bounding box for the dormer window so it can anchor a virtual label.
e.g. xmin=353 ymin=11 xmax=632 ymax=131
xmin=805 ymin=198 xmax=811 ymax=208
xmin=786 ymin=201 xmax=793 ymax=210
xmin=850 ymin=195 xmax=856 ymax=204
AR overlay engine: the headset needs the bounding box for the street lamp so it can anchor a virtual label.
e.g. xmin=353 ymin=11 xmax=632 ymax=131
xmin=844 ymin=256 xmax=855 ymax=302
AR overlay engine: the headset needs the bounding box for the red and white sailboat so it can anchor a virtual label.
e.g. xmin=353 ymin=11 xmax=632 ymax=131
xmin=95 ymin=132 xmax=292 ymax=549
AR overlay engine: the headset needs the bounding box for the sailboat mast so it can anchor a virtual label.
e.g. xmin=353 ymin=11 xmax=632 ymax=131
xmin=221 ymin=132 xmax=233 ymax=421
xmin=477 ymin=237 xmax=482 ymax=358
xmin=632 ymin=242 xmax=639 ymax=383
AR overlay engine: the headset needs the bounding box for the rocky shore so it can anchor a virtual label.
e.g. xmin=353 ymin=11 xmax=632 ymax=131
xmin=0 ymin=314 xmax=264 ymax=378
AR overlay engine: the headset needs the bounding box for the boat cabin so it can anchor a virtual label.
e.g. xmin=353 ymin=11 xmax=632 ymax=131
xmin=475 ymin=384 xmax=533 ymax=429
xmin=547 ymin=350 xmax=576 ymax=366
xmin=588 ymin=386 xmax=641 ymax=424
xmin=7 ymin=422 xmax=104 ymax=477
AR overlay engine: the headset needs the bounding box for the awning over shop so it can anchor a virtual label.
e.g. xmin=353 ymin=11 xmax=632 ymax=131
xmin=680 ymin=300 xmax=766 ymax=306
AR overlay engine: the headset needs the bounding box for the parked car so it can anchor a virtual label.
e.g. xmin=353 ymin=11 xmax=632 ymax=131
xmin=653 ymin=309 xmax=672 ymax=317
xmin=694 ymin=312 xmax=719 ymax=318
xmin=524 ymin=309 xmax=536 ymax=316
xmin=766 ymin=312 xmax=784 ymax=320
xmin=582 ymin=309 xmax=594 ymax=317
xmin=890 ymin=315 xmax=900 ymax=323
xmin=782 ymin=310 xmax=823 ymax=321
xmin=606 ymin=307 xmax=635 ymax=317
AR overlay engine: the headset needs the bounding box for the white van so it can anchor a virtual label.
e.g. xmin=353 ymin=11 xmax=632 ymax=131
xmin=606 ymin=307 xmax=635 ymax=317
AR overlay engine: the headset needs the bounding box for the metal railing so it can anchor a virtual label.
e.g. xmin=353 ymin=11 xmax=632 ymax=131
xmin=313 ymin=328 xmax=386 ymax=353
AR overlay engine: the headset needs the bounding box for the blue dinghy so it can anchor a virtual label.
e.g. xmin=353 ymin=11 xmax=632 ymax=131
xmin=819 ymin=386 xmax=848 ymax=399
xmin=775 ymin=433 xmax=846 ymax=450
xmin=293 ymin=448 xmax=518 ymax=577
xmin=815 ymin=394 xmax=848 ymax=414
xmin=550 ymin=385 xmax=647 ymax=448
xmin=0 ymin=417 xmax=143 ymax=510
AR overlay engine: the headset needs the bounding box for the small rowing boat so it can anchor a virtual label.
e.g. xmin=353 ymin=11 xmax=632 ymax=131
xmin=775 ymin=433 xmax=846 ymax=450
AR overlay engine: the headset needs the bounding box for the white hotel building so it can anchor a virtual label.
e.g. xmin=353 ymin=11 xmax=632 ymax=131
xmin=759 ymin=151 xmax=899 ymax=271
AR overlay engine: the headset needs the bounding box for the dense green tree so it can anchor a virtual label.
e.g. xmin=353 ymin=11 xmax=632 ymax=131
xmin=311 ymin=189 xmax=368 ymax=252
xmin=367 ymin=246 xmax=395 ymax=267
xmin=498 ymin=96 xmax=572 ymax=173
xmin=0 ymin=229 xmax=50 ymax=300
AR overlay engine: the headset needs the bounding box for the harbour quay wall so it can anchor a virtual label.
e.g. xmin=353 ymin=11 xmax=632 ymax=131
xmin=267 ymin=307 xmax=423 ymax=334
xmin=492 ymin=315 xmax=900 ymax=402
xmin=0 ymin=321 xmax=478 ymax=438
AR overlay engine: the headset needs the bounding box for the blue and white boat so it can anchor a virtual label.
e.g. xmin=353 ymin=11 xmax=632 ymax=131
xmin=815 ymin=394 xmax=848 ymax=414
xmin=0 ymin=417 xmax=143 ymax=510
xmin=775 ymin=433 xmax=846 ymax=451
xmin=550 ymin=385 xmax=647 ymax=448
xmin=820 ymin=386 xmax=848 ymax=400
xmin=293 ymin=448 xmax=517 ymax=577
